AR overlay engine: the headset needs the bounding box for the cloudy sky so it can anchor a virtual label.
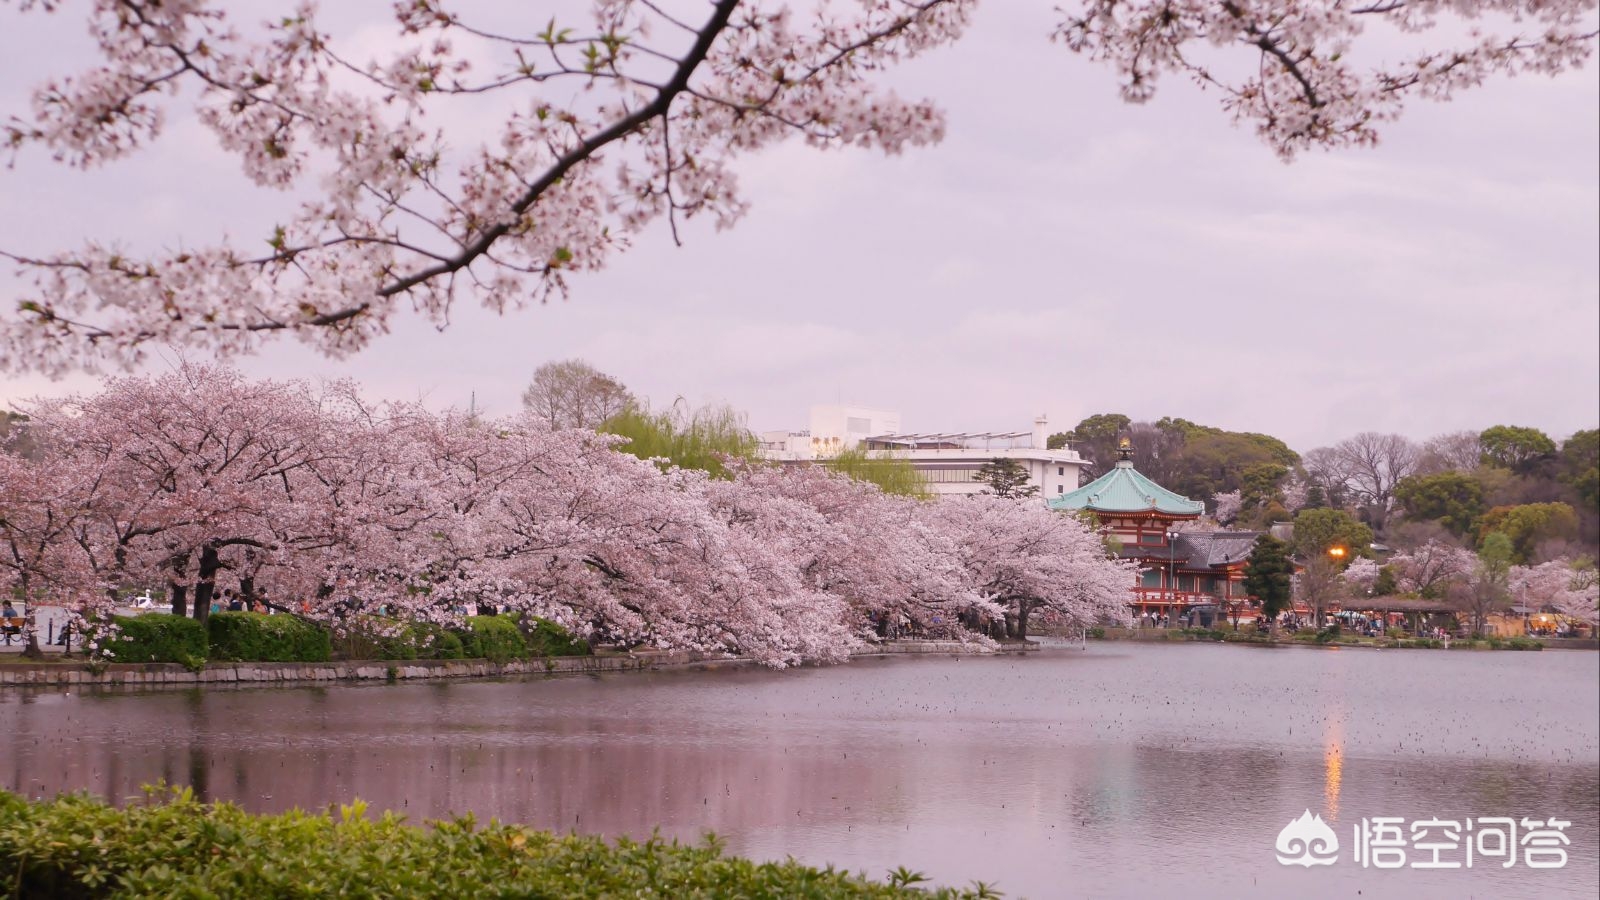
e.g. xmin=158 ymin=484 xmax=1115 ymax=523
xmin=2 ymin=3 xmax=1596 ymax=454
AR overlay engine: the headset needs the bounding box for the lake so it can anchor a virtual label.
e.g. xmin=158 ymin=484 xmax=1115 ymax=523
xmin=3 ymin=642 xmax=1596 ymax=898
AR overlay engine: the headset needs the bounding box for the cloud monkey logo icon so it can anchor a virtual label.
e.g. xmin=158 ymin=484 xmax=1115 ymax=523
xmin=1277 ymin=810 xmax=1340 ymax=867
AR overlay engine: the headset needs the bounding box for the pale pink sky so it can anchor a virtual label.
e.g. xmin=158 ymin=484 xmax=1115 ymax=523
xmin=2 ymin=3 xmax=1596 ymax=453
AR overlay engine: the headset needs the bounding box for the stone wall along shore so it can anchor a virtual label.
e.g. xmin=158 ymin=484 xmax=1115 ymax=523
xmin=0 ymin=640 xmax=999 ymax=689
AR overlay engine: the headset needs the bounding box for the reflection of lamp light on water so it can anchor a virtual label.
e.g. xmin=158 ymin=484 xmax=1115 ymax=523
xmin=1323 ymin=717 xmax=1344 ymax=821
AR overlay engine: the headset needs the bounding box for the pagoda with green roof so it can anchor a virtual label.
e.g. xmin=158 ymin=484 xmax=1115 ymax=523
xmin=1049 ymin=438 xmax=1257 ymax=625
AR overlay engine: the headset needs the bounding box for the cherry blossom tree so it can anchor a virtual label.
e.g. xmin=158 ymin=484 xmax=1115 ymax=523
xmin=1561 ymin=566 xmax=1600 ymax=628
xmin=1512 ymin=558 xmax=1599 ymax=628
xmin=1212 ymin=489 xmax=1243 ymax=526
xmin=1386 ymin=538 xmax=1477 ymax=597
xmin=1342 ymin=556 xmax=1381 ymax=598
xmin=711 ymin=462 xmax=981 ymax=639
xmin=1 ymin=1 xmax=1593 ymax=372
xmin=920 ymin=495 xmax=1133 ymax=640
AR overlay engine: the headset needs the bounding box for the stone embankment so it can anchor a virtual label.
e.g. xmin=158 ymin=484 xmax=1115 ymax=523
xmin=0 ymin=640 xmax=1002 ymax=689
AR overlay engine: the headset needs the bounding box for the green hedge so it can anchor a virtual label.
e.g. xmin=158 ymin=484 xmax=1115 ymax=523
xmin=0 ymin=789 xmax=997 ymax=899
xmin=207 ymin=612 xmax=331 ymax=663
xmin=103 ymin=614 xmax=207 ymax=668
xmin=525 ymin=617 xmax=590 ymax=658
xmin=385 ymin=622 xmax=465 ymax=661
xmin=455 ymin=615 xmax=529 ymax=663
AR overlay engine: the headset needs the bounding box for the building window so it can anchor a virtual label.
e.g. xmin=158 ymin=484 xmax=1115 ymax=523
xmin=1057 ymin=466 xmax=1064 ymax=476
xmin=1141 ymin=570 xmax=1161 ymax=587
xmin=1141 ymin=533 xmax=1162 ymax=544
xmin=1057 ymin=484 xmax=1064 ymax=493
xmin=919 ymin=467 xmax=983 ymax=484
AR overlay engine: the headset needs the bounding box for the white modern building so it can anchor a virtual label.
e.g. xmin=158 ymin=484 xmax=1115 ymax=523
xmin=758 ymin=405 xmax=1089 ymax=499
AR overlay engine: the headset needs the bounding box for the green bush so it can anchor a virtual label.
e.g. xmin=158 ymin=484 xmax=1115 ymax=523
xmin=207 ymin=612 xmax=331 ymax=663
xmin=102 ymin=614 xmax=207 ymax=668
xmin=1086 ymin=626 xmax=1107 ymax=640
xmin=524 ymin=617 xmax=589 ymax=658
xmin=455 ymin=615 xmax=530 ymax=663
xmin=333 ymin=619 xmax=468 ymax=661
xmin=0 ymin=788 xmax=995 ymax=899
xmin=377 ymin=621 xmax=467 ymax=662
xmin=384 ymin=622 xmax=465 ymax=661
xmin=1503 ymin=636 xmax=1544 ymax=651
xmin=423 ymin=625 xmax=466 ymax=659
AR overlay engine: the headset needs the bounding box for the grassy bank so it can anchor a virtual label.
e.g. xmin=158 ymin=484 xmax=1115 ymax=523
xmin=0 ymin=788 xmax=1000 ymax=899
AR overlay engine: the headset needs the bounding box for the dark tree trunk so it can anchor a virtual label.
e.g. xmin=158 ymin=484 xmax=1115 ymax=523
xmin=191 ymin=543 xmax=220 ymax=623
xmin=240 ymin=574 xmax=256 ymax=612
xmin=1014 ymin=600 xmax=1031 ymax=641
xmin=168 ymin=550 xmax=190 ymax=616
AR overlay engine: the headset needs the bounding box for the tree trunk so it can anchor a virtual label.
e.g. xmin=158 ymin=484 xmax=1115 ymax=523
xmin=1014 ymin=600 xmax=1031 ymax=641
xmin=20 ymin=635 xmax=44 ymax=658
xmin=240 ymin=574 xmax=256 ymax=612
xmin=168 ymin=551 xmax=190 ymax=616
xmin=191 ymin=543 xmax=220 ymax=623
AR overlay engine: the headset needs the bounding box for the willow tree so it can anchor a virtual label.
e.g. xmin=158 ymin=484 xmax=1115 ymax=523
xmin=602 ymin=401 xmax=758 ymax=479
xmin=824 ymin=447 xmax=929 ymax=500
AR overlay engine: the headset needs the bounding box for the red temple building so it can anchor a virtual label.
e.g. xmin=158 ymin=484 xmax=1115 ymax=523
xmin=1048 ymin=439 xmax=1259 ymax=625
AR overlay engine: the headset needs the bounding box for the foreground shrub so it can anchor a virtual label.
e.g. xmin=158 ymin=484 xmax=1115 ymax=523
xmin=455 ymin=615 xmax=530 ymax=663
xmin=0 ymin=789 xmax=998 ymax=899
xmin=102 ymin=614 xmax=206 ymax=667
xmin=207 ymin=612 xmax=331 ymax=663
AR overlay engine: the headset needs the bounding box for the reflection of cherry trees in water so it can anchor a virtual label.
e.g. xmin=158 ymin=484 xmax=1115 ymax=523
xmin=2 ymin=647 xmax=1596 ymax=898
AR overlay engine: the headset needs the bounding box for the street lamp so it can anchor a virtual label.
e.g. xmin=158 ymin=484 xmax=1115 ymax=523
xmin=1323 ymin=545 xmax=1347 ymax=628
xmin=1167 ymin=529 xmax=1180 ymax=628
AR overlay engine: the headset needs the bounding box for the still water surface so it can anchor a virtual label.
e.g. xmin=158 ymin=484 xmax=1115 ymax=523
xmin=3 ymin=643 xmax=1597 ymax=899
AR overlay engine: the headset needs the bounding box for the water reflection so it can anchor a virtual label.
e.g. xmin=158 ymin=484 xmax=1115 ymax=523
xmin=1324 ymin=715 xmax=1343 ymax=822
xmin=1 ymin=645 xmax=1595 ymax=899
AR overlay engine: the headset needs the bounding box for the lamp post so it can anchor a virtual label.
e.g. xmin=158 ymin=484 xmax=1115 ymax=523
xmin=1167 ymin=528 xmax=1180 ymax=628
xmin=1323 ymin=545 xmax=1347 ymax=628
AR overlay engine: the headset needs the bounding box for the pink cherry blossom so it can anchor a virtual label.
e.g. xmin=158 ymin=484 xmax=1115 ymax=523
xmin=1 ymin=1 xmax=1591 ymax=372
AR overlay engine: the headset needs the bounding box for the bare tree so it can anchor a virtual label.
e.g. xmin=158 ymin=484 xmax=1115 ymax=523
xmin=1454 ymin=532 xmax=1515 ymax=636
xmin=1294 ymin=553 xmax=1349 ymax=629
xmin=1332 ymin=432 xmax=1419 ymax=534
xmin=1417 ymin=430 xmax=1483 ymax=475
xmin=520 ymin=360 xmax=635 ymax=431
xmin=1300 ymin=446 xmax=1349 ymax=509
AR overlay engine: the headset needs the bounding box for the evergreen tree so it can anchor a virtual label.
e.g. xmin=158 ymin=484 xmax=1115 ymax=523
xmin=1243 ymin=535 xmax=1294 ymax=628
xmin=974 ymin=459 xmax=1039 ymax=499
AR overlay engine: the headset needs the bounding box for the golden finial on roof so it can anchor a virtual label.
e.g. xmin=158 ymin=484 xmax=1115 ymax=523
xmin=1117 ymin=436 xmax=1133 ymax=460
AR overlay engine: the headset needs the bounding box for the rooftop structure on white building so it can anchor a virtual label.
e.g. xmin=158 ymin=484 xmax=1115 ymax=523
xmin=758 ymin=405 xmax=1089 ymax=498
